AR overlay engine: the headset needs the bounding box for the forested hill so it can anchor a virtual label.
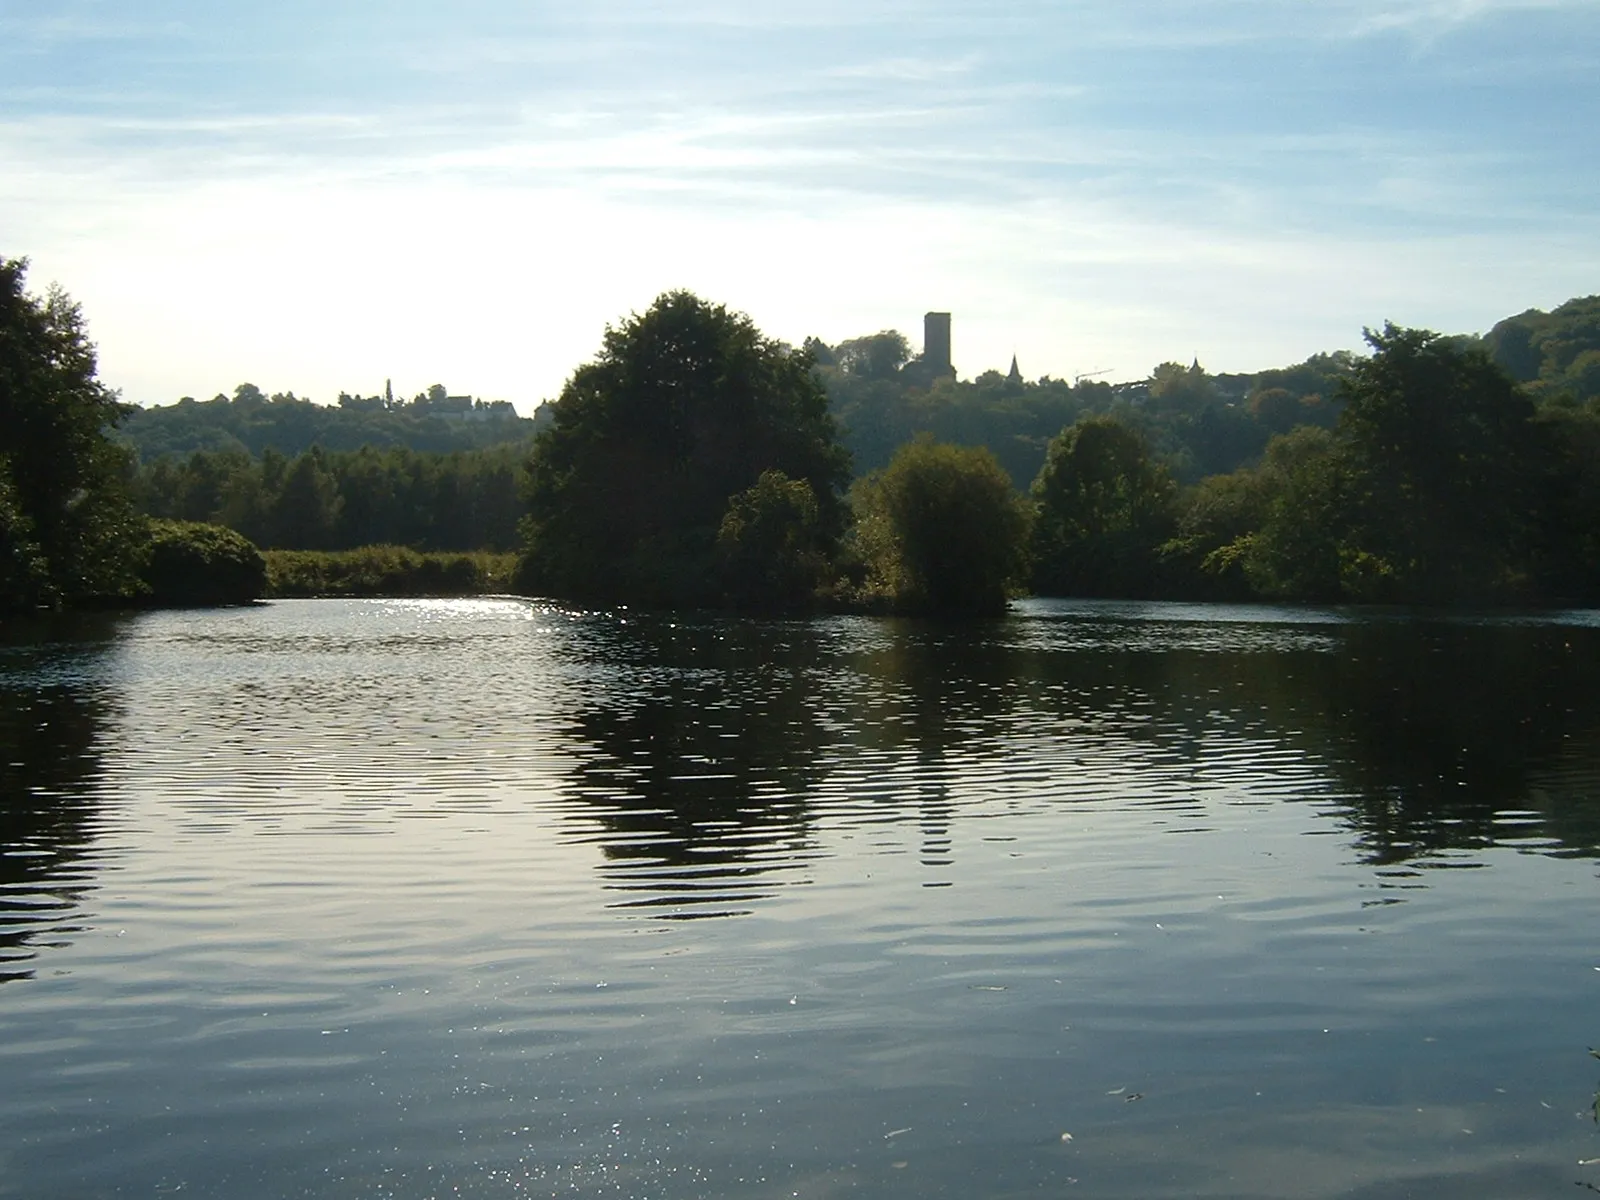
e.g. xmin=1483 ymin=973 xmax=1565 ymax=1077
xmin=812 ymin=292 xmax=1600 ymax=488
xmin=118 ymin=383 xmax=539 ymax=460
xmin=118 ymin=293 xmax=1598 ymax=487
xmin=1483 ymin=294 xmax=1600 ymax=402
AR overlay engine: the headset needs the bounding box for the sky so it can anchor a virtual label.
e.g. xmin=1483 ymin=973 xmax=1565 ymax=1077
xmin=3 ymin=0 xmax=1598 ymax=414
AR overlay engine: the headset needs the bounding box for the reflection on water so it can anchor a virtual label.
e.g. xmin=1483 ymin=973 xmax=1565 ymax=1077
xmin=0 ymin=614 xmax=124 ymax=983
xmin=1 ymin=598 xmax=1598 ymax=1199
xmin=3 ymin=600 xmax=1598 ymax=947
xmin=562 ymin=619 xmax=830 ymax=918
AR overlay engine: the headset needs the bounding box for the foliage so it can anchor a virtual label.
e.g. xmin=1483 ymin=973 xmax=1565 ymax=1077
xmin=1030 ymin=415 xmax=1177 ymax=597
xmin=0 ymin=462 xmax=50 ymax=608
xmin=1527 ymin=405 xmax=1600 ymax=603
xmin=1483 ymin=294 xmax=1600 ymax=404
xmin=140 ymin=519 xmax=267 ymax=606
xmin=117 ymin=382 xmax=534 ymax=460
xmin=517 ymin=291 xmax=850 ymax=606
xmin=716 ymin=470 xmax=829 ymax=611
xmin=850 ymin=438 xmax=1030 ymax=615
xmin=814 ymin=331 xmax=1352 ymax=491
xmin=1161 ymin=330 xmax=1557 ymax=605
xmin=832 ymin=330 xmax=911 ymax=380
xmin=1337 ymin=323 xmax=1539 ymax=604
xmin=133 ymin=443 xmax=527 ymax=553
xmin=1160 ymin=467 xmax=1272 ymax=599
xmin=264 ymin=547 xmax=516 ymax=598
xmin=0 ymin=257 xmax=145 ymax=611
xmin=1234 ymin=427 xmax=1351 ymax=602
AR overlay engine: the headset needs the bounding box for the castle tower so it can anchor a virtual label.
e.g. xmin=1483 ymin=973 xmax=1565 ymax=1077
xmin=923 ymin=312 xmax=953 ymax=377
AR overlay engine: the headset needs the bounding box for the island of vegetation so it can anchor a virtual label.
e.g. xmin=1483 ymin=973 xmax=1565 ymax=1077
xmin=4 ymin=249 xmax=1600 ymax=617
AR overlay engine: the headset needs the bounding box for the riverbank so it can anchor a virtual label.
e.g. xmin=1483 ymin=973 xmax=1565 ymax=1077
xmin=264 ymin=547 xmax=518 ymax=598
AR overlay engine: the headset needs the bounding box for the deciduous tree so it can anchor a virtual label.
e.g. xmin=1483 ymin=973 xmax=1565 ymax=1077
xmin=0 ymin=257 xmax=144 ymax=609
xmin=516 ymin=292 xmax=849 ymax=606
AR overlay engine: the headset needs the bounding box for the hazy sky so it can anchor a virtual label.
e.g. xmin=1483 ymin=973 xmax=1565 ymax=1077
xmin=3 ymin=0 xmax=1597 ymax=413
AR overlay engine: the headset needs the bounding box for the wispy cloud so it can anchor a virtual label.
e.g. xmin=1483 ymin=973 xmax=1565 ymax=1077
xmin=1 ymin=0 xmax=1595 ymax=410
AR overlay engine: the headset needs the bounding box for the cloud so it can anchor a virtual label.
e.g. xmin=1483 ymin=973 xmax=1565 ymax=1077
xmin=2 ymin=0 xmax=1596 ymax=412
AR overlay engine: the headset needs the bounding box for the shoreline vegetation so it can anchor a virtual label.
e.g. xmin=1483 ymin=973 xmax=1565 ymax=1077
xmin=263 ymin=548 xmax=517 ymax=599
xmin=6 ymin=253 xmax=1600 ymax=618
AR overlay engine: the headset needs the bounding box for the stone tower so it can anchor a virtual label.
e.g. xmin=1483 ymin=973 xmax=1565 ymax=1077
xmin=923 ymin=312 xmax=953 ymax=377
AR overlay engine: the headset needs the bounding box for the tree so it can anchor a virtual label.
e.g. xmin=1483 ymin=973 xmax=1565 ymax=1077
xmin=0 ymin=257 xmax=144 ymax=610
xmin=516 ymin=292 xmax=849 ymax=606
xmin=270 ymin=448 xmax=342 ymax=549
xmin=1338 ymin=323 xmax=1538 ymax=604
xmin=716 ymin=470 xmax=828 ymax=610
xmin=851 ymin=438 xmax=1030 ymax=615
xmin=833 ymin=331 xmax=910 ymax=380
xmin=1236 ymin=426 xmax=1350 ymax=601
xmin=1030 ymin=416 xmax=1176 ymax=597
xmin=140 ymin=519 xmax=267 ymax=606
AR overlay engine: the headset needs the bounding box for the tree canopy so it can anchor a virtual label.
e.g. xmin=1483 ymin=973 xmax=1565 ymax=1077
xmin=117 ymin=383 xmax=533 ymax=461
xmin=1030 ymin=415 xmax=1177 ymax=598
xmin=850 ymin=438 xmax=1030 ymax=616
xmin=1337 ymin=323 xmax=1539 ymax=603
xmin=0 ymin=257 xmax=144 ymax=610
xmin=515 ymin=292 xmax=850 ymax=606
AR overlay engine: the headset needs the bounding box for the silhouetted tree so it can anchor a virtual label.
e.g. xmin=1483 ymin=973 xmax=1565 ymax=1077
xmin=516 ymin=292 xmax=849 ymax=606
xmin=1338 ymin=323 xmax=1538 ymax=603
xmin=716 ymin=470 xmax=829 ymax=611
xmin=1030 ymin=416 xmax=1176 ymax=597
xmin=0 ymin=257 xmax=144 ymax=610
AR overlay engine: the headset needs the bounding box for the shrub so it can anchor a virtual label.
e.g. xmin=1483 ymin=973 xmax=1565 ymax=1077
xmin=716 ymin=470 xmax=829 ymax=610
xmin=141 ymin=519 xmax=267 ymax=606
xmin=850 ymin=438 xmax=1030 ymax=615
xmin=264 ymin=547 xmax=516 ymax=597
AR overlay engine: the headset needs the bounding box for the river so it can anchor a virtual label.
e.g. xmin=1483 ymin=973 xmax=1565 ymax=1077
xmin=2 ymin=597 xmax=1598 ymax=1198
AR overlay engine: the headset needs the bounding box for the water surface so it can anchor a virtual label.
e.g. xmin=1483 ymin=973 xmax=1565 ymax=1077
xmin=2 ymin=598 xmax=1598 ymax=1198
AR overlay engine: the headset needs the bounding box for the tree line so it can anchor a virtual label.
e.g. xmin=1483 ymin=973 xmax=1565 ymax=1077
xmin=514 ymin=295 xmax=1600 ymax=613
xmin=134 ymin=442 xmax=527 ymax=553
xmin=811 ymin=332 xmax=1350 ymax=491
xmin=7 ymin=249 xmax=1600 ymax=617
xmin=117 ymin=381 xmax=535 ymax=460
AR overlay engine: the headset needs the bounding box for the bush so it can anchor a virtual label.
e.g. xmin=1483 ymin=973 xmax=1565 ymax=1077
xmin=850 ymin=438 xmax=1030 ymax=615
xmin=140 ymin=519 xmax=267 ymax=606
xmin=716 ymin=470 xmax=829 ymax=610
xmin=264 ymin=546 xmax=516 ymax=597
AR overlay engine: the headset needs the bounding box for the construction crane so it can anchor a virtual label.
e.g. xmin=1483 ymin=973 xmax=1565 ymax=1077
xmin=1073 ymin=369 xmax=1112 ymax=385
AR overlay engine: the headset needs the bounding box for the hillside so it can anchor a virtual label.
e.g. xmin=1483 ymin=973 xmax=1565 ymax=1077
xmin=118 ymin=383 xmax=538 ymax=460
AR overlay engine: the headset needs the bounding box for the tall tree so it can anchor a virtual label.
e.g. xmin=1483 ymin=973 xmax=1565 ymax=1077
xmin=517 ymin=292 xmax=849 ymax=606
xmin=0 ymin=257 xmax=144 ymax=609
xmin=1030 ymin=415 xmax=1176 ymax=597
xmin=1338 ymin=323 xmax=1538 ymax=603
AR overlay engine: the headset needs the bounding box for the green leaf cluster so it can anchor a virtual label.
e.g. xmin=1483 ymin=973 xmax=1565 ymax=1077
xmin=849 ymin=438 xmax=1031 ymax=616
xmin=134 ymin=443 xmax=527 ymax=553
xmin=0 ymin=258 xmax=145 ymax=612
xmin=1129 ymin=325 xmax=1600 ymax=606
xmin=1030 ymin=415 xmax=1177 ymax=598
xmin=140 ymin=519 xmax=267 ymax=607
xmin=1483 ymin=295 xmax=1600 ymax=404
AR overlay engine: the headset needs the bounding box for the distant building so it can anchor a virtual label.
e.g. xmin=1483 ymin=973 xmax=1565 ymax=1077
xmin=924 ymin=312 xmax=953 ymax=376
xmin=902 ymin=311 xmax=956 ymax=387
